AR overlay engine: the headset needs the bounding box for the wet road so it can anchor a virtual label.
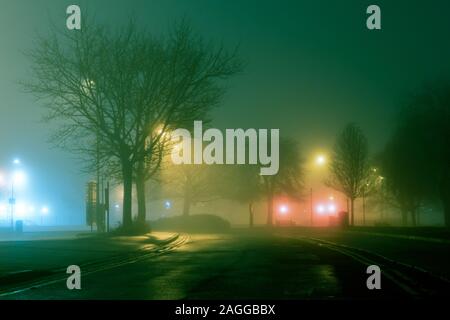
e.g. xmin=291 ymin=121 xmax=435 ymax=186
xmin=281 ymin=228 xmax=450 ymax=280
xmin=1 ymin=231 xmax=407 ymax=300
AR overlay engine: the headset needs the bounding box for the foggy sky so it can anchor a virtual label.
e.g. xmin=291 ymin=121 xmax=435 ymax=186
xmin=1 ymin=0 xmax=450 ymax=224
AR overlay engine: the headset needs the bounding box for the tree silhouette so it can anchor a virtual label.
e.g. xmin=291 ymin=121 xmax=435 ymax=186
xmin=327 ymin=123 xmax=369 ymax=226
xmin=228 ymin=138 xmax=304 ymax=226
xmin=25 ymin=19 xmax=241 ymax=229
xmin=223 ymin=163 xmax=262 ymax=227
xmin=383 ymin=80 xmax=450 ymax=227
xmin=161 ymin=163 xmax=225 ymax=217
xmin=380 ymin=133 xmax=429 ymax=226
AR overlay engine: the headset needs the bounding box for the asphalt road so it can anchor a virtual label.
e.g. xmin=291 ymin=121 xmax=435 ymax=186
xmin=280 ymin=228 xmax=450 ymax=280
xmin=0 ymin=230 xmax=412 ymax=300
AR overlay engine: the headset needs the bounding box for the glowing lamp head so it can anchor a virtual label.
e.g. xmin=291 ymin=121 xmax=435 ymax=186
xmin=16 ymin=203 xmax=27 ymax=218
xmin=316 ymin=204 xmax=326 ymax=215
xmin=327 ymin=204 xmax=336 ymax=213
xmin=13 ymin=171 xmax=26 ymax=186
xmin=41 ymin=206 xmax=49 ymax=215
xmin=315 ymin=155 xmax=326 ymax=166
xmin=155 ymin=124 xmax=170 ymax=139
xmin=279 ymin=205 xmax=289 ymax=215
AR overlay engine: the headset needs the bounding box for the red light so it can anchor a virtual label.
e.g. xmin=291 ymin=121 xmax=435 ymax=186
xmin=316 ymin=203 xmax=338 ymax=216
xmin=279 ymin=205 xmax=289 ymax=215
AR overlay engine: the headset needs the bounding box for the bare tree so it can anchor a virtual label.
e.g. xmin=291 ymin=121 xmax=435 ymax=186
xmin=402 ymin=82 xmax=450 ymax=228
xmin=379 ymin=81 xmax=449 ymax=227
xmin=224 ymin=164 xmax=261 ymax=227
xmin=25 ymin=23 xmax=144 ymax=228
xmin=327 ymin=123 xmax=369 ymax=226
xmin=25 ymin=19 xmax=241 ymax=229
xmin=228 ymin=138 xmax=304 ymax=226
xmin=379 ymin=131 xmax=430 ymax=226
xmin=131 ymin=22 xmax=242 ymax=224
xmin=160 ymin=163 xmax=225 ymax=217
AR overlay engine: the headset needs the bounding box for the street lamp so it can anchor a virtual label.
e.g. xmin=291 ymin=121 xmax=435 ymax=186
xmin=315 ymin=154 xmax=326 ymax=166
xmin=310 ymin=153 xmax=328 ymax=226
xmin=41 ymin=206 xmax=49 ymax=225
xmin=9 ymin=158 xmax=26 ymax=231
xmin=279 ymin=204 xmax=288 ymax=215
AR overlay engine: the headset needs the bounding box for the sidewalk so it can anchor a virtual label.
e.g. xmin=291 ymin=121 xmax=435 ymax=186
xmin=0 ymin=231 xmax=177 ymax=277
xmin=0 ymin=231 xmax=89 ymax=242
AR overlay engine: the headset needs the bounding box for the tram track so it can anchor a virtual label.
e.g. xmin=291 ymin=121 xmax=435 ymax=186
xmin=0 ymin=233 xmax=190 ymax=297
xmin=294 ymin=236 xmax=450 ymax=297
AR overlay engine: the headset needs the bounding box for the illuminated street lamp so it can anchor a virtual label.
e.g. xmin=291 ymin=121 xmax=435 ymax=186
xmin=279 ymin=204 xmax=289 ymax=215
xmin=13 ymin=171 xmax=26 ymax=186
xmin=327 ymin=204 xmax=336 ymax=213
xmin=310 ymin=152 xmax=328 ymax=227
xmin=316 ymin=204 xmax=325 ymax=214
xmin=41 ymin=206 xmax=49 ymax=225
xmin=9 ymin=159 xmax=26 ymax=231
xmin=315 ymin=154 xmax=326 ymax=166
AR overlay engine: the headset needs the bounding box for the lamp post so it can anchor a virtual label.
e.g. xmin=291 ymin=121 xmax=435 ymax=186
xmin=310 ymin=153 xmax=327 ymax=227
xmin=9 ymin=181 xmax=15 ymax=231
xmin=10 ymin=159 xmax=22 ymax=231
xmin=362 ymin=184 xmax=368 ymax=226
xmin=310 ymin=188 xmax=313 ymax=226
xmin=41 ymin=206 xmax=49 ymax=225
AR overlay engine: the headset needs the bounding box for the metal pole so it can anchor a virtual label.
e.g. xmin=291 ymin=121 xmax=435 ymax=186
xmin=105 ymin=181 xmax=110 ymax=232
xmin=362 ymin=189 xmax=366 ymax=226
xmin=310 ymin=188 xmax=313 ymax=227
xmin=10 ymin=183 xmax=14 ymax=231
xmin=96 ymin=130 xmax=100 ymax=232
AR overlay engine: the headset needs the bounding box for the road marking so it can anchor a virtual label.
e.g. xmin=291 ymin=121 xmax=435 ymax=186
xmin=0 ymin=234 xmax=189 ymax=297
xmin=278 ymin=234 xmax=450 ymax=297
xmin=344 ymin=231 xmax=450 ymax=244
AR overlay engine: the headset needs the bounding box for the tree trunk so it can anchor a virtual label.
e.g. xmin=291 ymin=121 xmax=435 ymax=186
xmin=249 ymin=202 xmax=254 ymax=228
xmin=440 ymin=177 xmax=450 ymax=228
xmin=401 ymin=208 xmax=408 ymax=226
xmin=267 ymin=192 xmax=274 ymax=226
xmin=410 ymin=209 xmax=417 ymax=227
xmin=346 ymin=197 xmax=350 ymax=226
xmin=183 ymin=195 xmax=191 ymax=216
xmin=350 ymin=198 xmax=355 ymax=226
xmin=136 ymin=173 xmax=146 ymax=225
xmin=362 ymin=193 xmax=366 ymax=226
xmin=443 ymin=198 xmax=450 ymax=229
xmin=121 ymin=160 xmax=133 ymax=229
xmin=182 ymin=172 xmax=192 ymax=217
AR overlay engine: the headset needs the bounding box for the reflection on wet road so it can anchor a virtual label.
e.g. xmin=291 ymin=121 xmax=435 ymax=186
xmin=3 ymin=232 xmax=406 ymax=299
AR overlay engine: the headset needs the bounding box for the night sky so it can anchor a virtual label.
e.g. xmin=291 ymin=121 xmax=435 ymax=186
xmin=1 ymin=0 xmax=450 ymax=224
